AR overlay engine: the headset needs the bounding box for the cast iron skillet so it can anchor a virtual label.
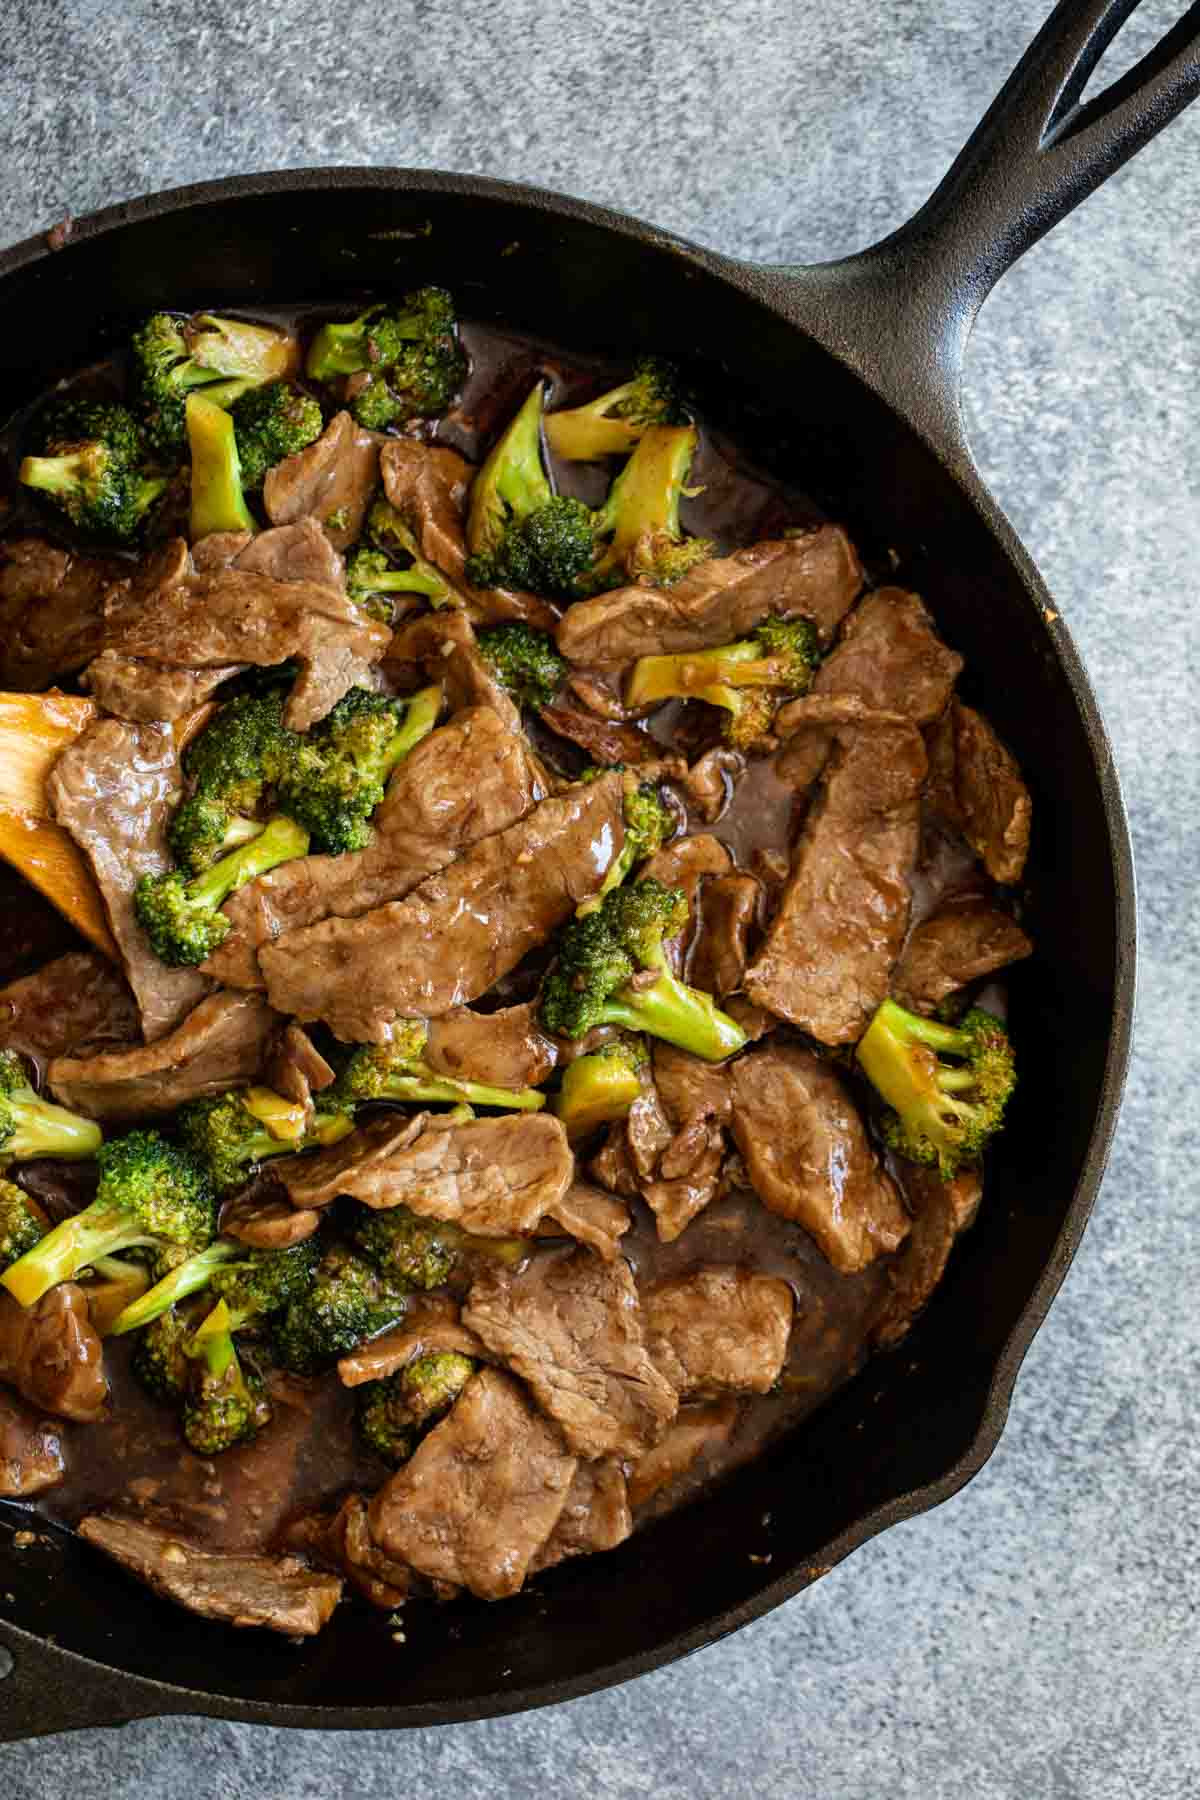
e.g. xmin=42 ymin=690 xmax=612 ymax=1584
xmin=0 ymin=0 xmax=1194 ymax=1740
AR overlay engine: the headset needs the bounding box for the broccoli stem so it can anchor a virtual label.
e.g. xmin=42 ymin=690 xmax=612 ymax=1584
xmin=553 ymin=1053 xmax=643 ymax=1136
xmin=0 ymin=1198 xmax=157 ymax=1308
xmin=596 ymin=972 xmax=747 ymax=1063
xmin=384 ymin=684 xmax=443 ymax=776
xmin=305 ymin=309 xmax=378 ymax=381
xmin=19 ymin=452 xmax=97 ymax=499
xmin=188 ymin=815 xmax=311 ymax=913
xmin=466 ymin=383 xmax=549 ymax=556
xmin=110 ymin=1237 xmax=242 ymax=1336
xmin=4 ymin=1099 xmax=103 ymax=1163
xmin=187 ymin=392 xmax=255 ymax=538
xmin=626 ymin=640 xmax=781 ymax=709
xmin=379 ymin=1073 xmax=546 ymax=1112
xmin=189 ymin=1297 xmax=237 ymax=1379
xmin=595 ymin=424 xmax=695 ymax=565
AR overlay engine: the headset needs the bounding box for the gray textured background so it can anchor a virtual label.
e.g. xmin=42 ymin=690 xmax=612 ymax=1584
xmin=1 ymin=1 xmax=1197 ymax=1794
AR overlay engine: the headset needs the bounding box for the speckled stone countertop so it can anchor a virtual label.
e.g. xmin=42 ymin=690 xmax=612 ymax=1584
xmin=1 ymin=2 xmax=1197 ymax=1794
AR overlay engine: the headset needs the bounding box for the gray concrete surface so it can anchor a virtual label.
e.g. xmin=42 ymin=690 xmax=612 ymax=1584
xmin=0 ymin=1 xmax=1197 ymax=1794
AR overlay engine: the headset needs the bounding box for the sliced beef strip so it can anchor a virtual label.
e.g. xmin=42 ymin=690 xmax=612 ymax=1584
xmin=872 ymin=1166 xmax=984 ymax=1349
xmin=46 ymin=991 xmax=278 ymax=1121
xmin=643 ymin=1267 xmax=793 ymax=1395
xmin=556 ymin=527 xmax=864 ymax=667
xmin=276 ymin=1112 xmax=574 ymax=1235
xmin=588 ymin=1122 xmax=640 ymax=1200
xmin=626 ymin=1398 xmax=739 ymax=1511
xmin=538 ymin=702 xmax=661 ymax=767
xmin=0 ymin=1285 xmax=107 ymax=1421
xmin=264 ymin=1022 xmax=336 ymax=1111
xmin=281 ymin=1494 xmax=411 ymax=1609
xmin=0 ymin=1391 xmax=65 ymax=1496
xmin=729 ymin=1043 xmax=909 ymax=1274
xmin=104 ymin=558 xmax=389 ymax=733
xmin=77 ymin=1513 xmax=343 ymax=1636
xmin=262 ymin=410 xmax=380 ymax=551
xmin=692 ymin=872 xmax=760 ymax=998
xmin=261 ymin=773 xmax=625 ymax=1039
xmin=925 ymin=699 xmax=1032 ymax=884
xmin=744 ymin=721 xmax=926 ymax=1043
xmin=463 ymin=1247 xmax=678 ymax=1461
xmin=626 ymin=1080 xmax=675 ymax=1180
xmin=194 ymin=517 xmax=346 ymax=589
xmin=84 ymin=654 xmax=244 ymax=725
xmin=680 ymin=747 xmax=742 ymax=823
xmin=640 ymin=1122 xmax=726 ymax=1243
xmin=338 ymin=1297 xmax=487 ymax=1388
xmin=203 ymin=707 xmax=538 ymax=988
xmin=423 ymin=1001 xmax=558 ymax=1089
xmin=639 ymin=832 xmax=732 ymax=975
xmin=892 ymin=902 xmax=1032 ymax=1015
xmin=652 ymin=1043 xmax=733 ymax=1127
xmin=538 ymin=1181 xmax=631 ymax=1263
xmin=220 ymin=1183 xmax=322 ymax=1250
xmin=0 ymin=951 xmax=138 ymax=1066
xmin=368 ymin=1367 xmax=578 ymax=1600
xmin=382 ymin=609 xmax=524 ymax=734
xmin=529 ymin=1458 xmax=632 ymax=1573
xmin=48 ymin=718 xmax=211 ymax=1041
xmin=0 ymin=536 xmax=127 ymax=688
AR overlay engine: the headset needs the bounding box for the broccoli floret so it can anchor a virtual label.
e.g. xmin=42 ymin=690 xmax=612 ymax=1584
xmin=357 ymin=1349 xmax=476 ymax=1463
xmin=305 ymin=288 xmax=466 ymax=425
xmin=464 ymin=383 xmax=596 ymax=597
xmin=1 ymin=1128 xmax=215 ymax=1309
xmin=583 ymin=424 xmax=712 ymax=593
xmin=182 ymin=1299 xmax=272 ymax=1455
xmin=18 ymin=399 xmax=168 ymax=542
xmin=346 ymin=546 xmax=453 ymax=623
xmin=131 ymin=311 xmax=297 ymax=455
xmin=332 ymin=1030 xmax=547 ymax=1115
xmin=362 ymin=496 xmax=459 ymax=612
xmin=540 ymin=879 xmax=747 ymax=1063
xmin=0 ymin=1049 xmax=102 ymax=1169
xmin=856 ymin=1000 xmax=1017 ymax=1179
xmin=131 ymin=1306 xmax=197 ymax=1406
xmin=169 ymin=687 xmax=292 ymax=874
xmin=356 ymin=1378 xmax=417 ymax=1466
xmin=230 ymin=380 xmax=324 ymax=488
xmin=135 ymin=813 xmax=310 ymax=966
xmin=580 ymin=781 xmax=675 ymax=915
xmin=0 ymin=1180 xmax=47 ymax=1271
xmin=544 ymin=357 xmax=686 ymax=461
xmin=186 ymin=391 xmax=256 ymax=538
xmin=178 ymin=1088 xmax=351 ymax=1196
xmin=273 ymin=1243 xmax=411 ymax=1374
xmin=625 ymin=613 xmax=820 ymax=748
xmin=353 ymin=1203 xmax=528 ymax=1290
xmin=552 ymin=1038 xmax=647 ymax=1137
xmin=109 ymin=1234 xmax=243 ymax=1334
xmin=476 ymin=622 xmax=567 ymax=710
xmin=275 ymin=684 xmax=442 ymax=855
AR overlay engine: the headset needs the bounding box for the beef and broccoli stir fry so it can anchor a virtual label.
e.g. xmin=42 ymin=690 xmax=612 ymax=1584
xmin=0 ymin=290 xmax=1032 ymax=1636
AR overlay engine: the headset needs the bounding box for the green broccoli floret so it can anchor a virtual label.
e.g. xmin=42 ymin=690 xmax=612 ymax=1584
xmin=109 ymin=1234 xmax=243 ymax=1334
xmin=169 ymin=687 xmax=293 ymax=874
xmin=131 ymin=1306 xmax=197 ymax=1406
xmin=18 ymin=399 xmax=168 ymax=542
xmin=1 ymin=1128 xmax=215 ymax=1309
xmin=186 ymin=391 xmax=256 ymax=538
xmin=361 ymin=496 xmax=459 ymax=614
xmin=275 ymin=684 xmax=442 ymax=855
xmin=0 ymin=1180 xmax=47 ymax=1272
xmin=230 ymin=380 xmax=324 ymax=488
xmin=352 ymin=1202 xmax=528 ymax=1290
xmin=540 ymin=879 xmax=747 ymax=1062
xmin=356 ymin=1378 xmax=417 ymax=1466
xmin=135 ymin=814 xmax=310 ymax=966
xmin=131 ymin=310 xmax=297 ymax=455
xmin=182 ymin=1299 xmax=272 ymax=1455
xmin=856 ymin=1000 xmax=1018 ymax=1179
xmin=582 ymin=423 xmax=712 ymax=593
xmin=332 ymin=1028 xmax=547 ymax=1114
xmin=624 ymin=613 xmax=820 ymax=748
xmin=476 ymin=621 xmax=567 ymax=710
xmin=0 ymin=1050 xmax=102 ymax=1170
xmin=552 ymin=1037 xmax=647 ymax=1137
xmin=544 ymin=357 xmax=686 ymax=461
xmin=345 ymin=546 xmax=453 ymax=623
xmin=273 ymin=1243 xmax=411 ymax=1374
xmin=305 ymin=288 xmax=466 ymax=425
xmin=464 ymin=383 xmax=597 ymax=597
xmin=580 ymin=781 xmax=675 ymax=914
xmin=177 ymin=1088 xmax=352 ymax=1196
xmin=357 ymin=1349 xmax=476 ymax=1464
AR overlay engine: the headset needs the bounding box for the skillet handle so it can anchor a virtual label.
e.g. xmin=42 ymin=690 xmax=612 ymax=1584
xmin=0 ymin=1620 xmax=171 ymax=1742
xmin=777 ymin=0 xmax=1200 ymax=449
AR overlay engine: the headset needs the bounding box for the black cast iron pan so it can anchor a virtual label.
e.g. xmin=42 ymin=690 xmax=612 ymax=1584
xmin=0 ymin=0 xmax=1193 ymax=1740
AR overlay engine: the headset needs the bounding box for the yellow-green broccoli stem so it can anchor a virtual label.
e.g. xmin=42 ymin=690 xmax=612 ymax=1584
xmin=81 ymin=1255 xmax=152 ymax=1337
xmin=466 ymin=382 xmax=550 ymax=557
xmin=586 ymin=424 xmax=710 ymax=590
xmin=182 ymin=1298 xmax=271 ymax=1454
xmin=187 ymin=391 xmax=256 ymax=538
xmin=135 ymin=813 xmax=311 ymax=966
xmin=110 ymin=1236 xmax=243 ymax=1335
xmin=1 ymin=1197 xmax=157 ymax=1308
xmin=553 ymin=1043 xmax=645 ymax=1137
xmin=856 ymin=999 xmax=1016 ymax=1179
xmin=544 ymin=358 xmax=684 ymax=462
xmin=0 ymin=1055 xmax=103 ymax=1164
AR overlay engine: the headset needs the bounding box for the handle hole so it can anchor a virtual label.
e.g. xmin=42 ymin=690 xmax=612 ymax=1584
xmin=1049 ymin=0 xmax=1200 ymax=142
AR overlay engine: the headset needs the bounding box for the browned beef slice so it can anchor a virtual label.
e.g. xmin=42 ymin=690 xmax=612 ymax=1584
xmin=0 ymin=536 xmax=126 ymax=687
xmin=96 ymin=542 xmax=390 ymax=731
xmin=204 ymin=706 xmax=538 ymax=988
xmin=626 ymin=1399 xmax=738 ymax=1510
xmin=529 ymin=1458 xmax=632 ymax=1573
xmin=640 ymin=832 xmax=732 ymax=974
xmin=0 ymin=951 xmax=138 ymax=1065
xmin=423 ymin=1001 xmax=558 ymax=1089
xmin=48 ymin=719 xmax=211 ymax=1041
xmin=745 ymin=722 xmax=926 ymax=1043
xmin=641 ymin=1123 xmax=725 ymax=1243
xmin=538 ymin=702 xmax=660 ymax=766
xmin=643 ymin=1268 xmax=793 ymax=1395
xmin=380 ymin=437 xmax=473 ymax=580
xmin=0 ymin=1286 xmax=107 ymax=1421
xmin=556 ymin=527 xmax=864 ymax=667
xmin=220 ymin=1183 xmax=322 ymax=1249
xmin=368 ymin=1368 xmax=578 ymax=1599
xmin=383 ymin=610 xmax=525 ymax=733
xmin=892 ymin=902 xmax=1032 ymax=1015
xmin=194 ymin=517 xmax=346 ymax=589
xmin=692 ymin=873 xmax=760 ymax=998
xmin=0 ymin=1390 xmax=65 ymax=1495
xmin=463 ymin=1248 xmax=678 ymax=1459
xmin=277 ymin=1112 xmax=573 ymax=1234
xmin=729 ymin=1044 xmax=908 ymax=1274
xmin=261 ymin=773 xmax=625 ymax=1039
xmin=929 ymin=700 xmax=1033 ymax=884
xmin=681 ymin=747 xmax=742 ymax=823
xmin=46 ymin=991 xmax=278 ymax=1120
xmin=338 ymin=1298 xmax=486 ymax=1388
xmin=264 ymin=1022 xmax=335 ymax=1110
xmin=78 ymin=1513 xmax=343 ymax=1635
xmin=539 ymin=1181 xmax=631 ymax=1263
xmin=588 ymin=1122 xmax=640 ymax=1199
xmin=872 ymin=1166 xmax=984 ymax=1348
xmin=84 ymin=654 xmax=244 ymax=724
xmin=262 ymin=411 xmax=380 ymax=551
xmin=652 ymin=1043 xmax=733 ymax=1126
xmin=626 ymin=1079 xmax=674 ymax=1179
xmin=281 ymin=1494 xmax=411 ymax=1608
